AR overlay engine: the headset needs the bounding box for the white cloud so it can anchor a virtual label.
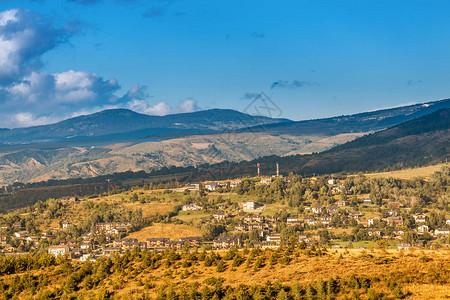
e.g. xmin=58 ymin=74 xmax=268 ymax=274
xmin=0 ymin=8 xmax=199 ymax=128
xmin=127 ymin=99 xmax=199 ymax=116
xmin=0 ymin=8 xmax=74 ymax=85
xmin=13 ymin=112 xmax=57 ymax=128
xmin=177 ymin=99 xmax=197 ymax=113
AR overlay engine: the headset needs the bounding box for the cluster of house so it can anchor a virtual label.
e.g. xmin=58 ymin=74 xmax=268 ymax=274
xmin=48 ymin=236 xmax=205 ymax=260
xmin=204 ymin=180 xmax=242 ymax=191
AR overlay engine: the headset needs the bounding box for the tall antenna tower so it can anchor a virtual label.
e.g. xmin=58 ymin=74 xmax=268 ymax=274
xmin=257 ymin=163 xmax=260 ymax=177
xmin=276 ymin=163 xmax=279 ymax=177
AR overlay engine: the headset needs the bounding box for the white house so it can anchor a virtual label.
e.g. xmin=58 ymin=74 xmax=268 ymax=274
xmin=417 ymin=225 xmax=429 ymax=233
xmin=205 ymin=182 xmax=219 ymax=191
xmin=434 ymin=228 xmax=450 ymax=235
xmin=213 ymin=212 xmax=226 ymax=221
xmin=363 ymin=198 xmax=372 ymax=205
xmin=312 ymin=205 xmax=323 ymax=214
xmin=48 ymin=245 xmax=70 ymax=257
xmin=266 ymin=234 xmax=282 ymax=244
xmin=182 ymin=203 xmax=203 ymax=211
xmin=242 ymin=201 xmax=256 ymax=210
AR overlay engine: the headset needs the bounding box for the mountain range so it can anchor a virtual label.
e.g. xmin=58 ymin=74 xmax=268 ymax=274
xmin=0 ymin=109 xmax=290 ymax=145
xmin=194 ymin=108 xmax=450 ymax=180
xmin=0 ymin=98 xmax=449 ymax=185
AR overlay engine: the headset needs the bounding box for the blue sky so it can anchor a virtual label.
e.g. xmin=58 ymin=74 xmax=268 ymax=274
xmin=1 ymin=0 xmax=450 ymax=127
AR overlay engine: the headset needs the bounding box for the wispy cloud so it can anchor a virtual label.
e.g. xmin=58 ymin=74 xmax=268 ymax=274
xmin=271 ymin=80 xmax=320 ymax=89
xmin=250 ymin=32 xmax=265 ymax=39
xmin=406 ymin=79 xmax=422 ymax=87
xmin=142 ymin=0 xmax=180 ymax=19
xmin=240 ymin=92 xmax=261 ymax=100
xmin=67 ymin=0 xmax=102 ymax=4
xmin=142 ymin=6 xmax=165 ymax=18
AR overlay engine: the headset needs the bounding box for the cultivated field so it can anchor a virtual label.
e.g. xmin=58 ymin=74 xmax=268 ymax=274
xmin=364 ymin=163 xmax=449 ymax=180
xmin=126 ymin=223 xmax=202 ymax=241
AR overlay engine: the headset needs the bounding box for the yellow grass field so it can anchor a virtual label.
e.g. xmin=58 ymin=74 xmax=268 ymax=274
xmin=126 ymin=223 xmax=202 ymax=241
xmin=364 ymin=163 xmax=448 ymax=180
xmin=111 ymin=249 xmax=450 ymax=299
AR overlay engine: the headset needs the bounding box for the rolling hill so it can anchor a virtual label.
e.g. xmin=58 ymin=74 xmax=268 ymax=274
xmin=241 ymin=98 xmax=450 ymax=136
xmin=0 ymin=100 xmax=449 ymax=185
xmin=0 ymin=108 xmax=291 ymax=145
xmin=196 ymin=108 xmax=450 ymax=179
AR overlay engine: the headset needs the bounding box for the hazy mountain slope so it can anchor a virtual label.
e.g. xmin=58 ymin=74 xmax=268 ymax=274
xmin=0 ymin=109 xmax=291 ymax=144
xmin=0 ymin=101 xmax=448 ymax=185
xmin=242 ymin=98 xmax=450 ymax=135
xmin=0 ymin=132 xmax=365 ymax=184
xmin=200 ymin=108 xmax=450 ymax=179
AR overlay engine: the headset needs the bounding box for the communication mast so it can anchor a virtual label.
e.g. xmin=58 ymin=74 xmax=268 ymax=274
xmin=257 ymin=163 xmax=260 ymax=177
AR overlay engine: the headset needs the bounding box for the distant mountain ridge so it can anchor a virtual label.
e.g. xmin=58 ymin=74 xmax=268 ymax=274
xmin=0 ymin=109 xmax=291 ymax=145
xmin=0 ymin=99 xmax=449 ymax=185
xmin=242 ymin=99 xmax=450 ymax=136
xmin=200 ymin=108 xmax=450 ymax=179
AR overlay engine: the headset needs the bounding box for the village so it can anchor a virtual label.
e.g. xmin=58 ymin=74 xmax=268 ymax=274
xmin=0 ymin=168 xmax=449 ymax=262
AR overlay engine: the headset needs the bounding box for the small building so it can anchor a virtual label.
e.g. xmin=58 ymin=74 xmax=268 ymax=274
xmin=230 ymin=180 xmax=242 ymax=188
xmin=0 ymin=235 xmax=7 ymax=246
xmin=260 ymin=178 xmax=272 ymax=185
xmin=182 ymin=203 xmax=203 ymax=211
xmin=417 ymin=225 xmax=429 ymax=233
xmin=397 ymin=243 xmax=411 ymax=250
xmin=368 ymin=230 xmax=382 ymax=237
xmin=287 ymin=217 xmax=304 ymax=227
xmin=62 ymin=222 xmax=72 ymax=229
xmin=166 ymin=241 xmax=184 ymax=250
xmin=363 ymin=198 xmax=372 ymax=205
xmin=205 ymin=182 xmax=219 ymax=191
xmin=327 ymin=179 xmax=335 ymax=185
xmin=413 ymin=214 xmax=426 ymax=223
xmin=13 ymin=231 xmax=28 ymax=239
xmin=388 ymin=202 xmax=401 ymax=209
xmin=266 ymin=234 xmax=282 ymax=244
xmin=242 ymin=201 xmax=256 ymax=210
xmin=213 ymin=236 xmax=241 ymax=249
xmin=244 ymin=215 xmax=264 ymax=223
xmin=336 ymin=201 xmax=348 ymax=207
xmin=179 ymin=237 xmax=203 ymax=247
xmin=26 ymin=236 xmax=40 ymax=244
xmin=185 ymin=184 xmax=200 ymax=191
xmin=213 ymin=212 xmax=226 ymax=221
xmin=326 ymin=207 xmax=339 ymax=215
xmin=348 ymin=211 xmax=363 ymax=219
xmin=312 ymin=205 xmax=323 ymax=214
xmin=387 ymin=216 xmax=404 ymax=227
xmin=387 ymin=210 xmax=398 ymax=216
xmin=320 ymin=216 xmax=332 ymax=226
xmin=113 ymin=238 xmax=139 ymax=248
xmin=265 ymin=216 xmax=278 ymax=223
xmin=48 ymin=245 xmax=70 ymax=257
xmin=434 ymin=228 xmax=450 ymax=235
xmin=146 ymin=238 xmax=169 ymax=248
xmin=367 ymin=217 xmax=380 ymax=227
xmin=392 ymin=229 xmax=405 ymax=237
xmin=304 ymin=215 xmax=318 ymax=226
xmin=61 ymin=196 xmax=79 ymax=204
